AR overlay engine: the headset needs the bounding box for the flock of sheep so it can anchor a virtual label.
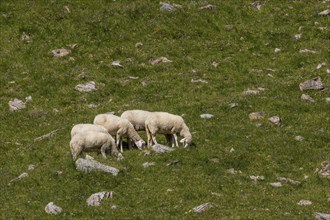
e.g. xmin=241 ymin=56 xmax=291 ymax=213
xmin=69 ymin=110 xmax=192 ymax=160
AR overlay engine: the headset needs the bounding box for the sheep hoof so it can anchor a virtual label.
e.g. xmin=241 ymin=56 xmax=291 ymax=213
xmin=117 ymin=153 xmax=124 ymax=161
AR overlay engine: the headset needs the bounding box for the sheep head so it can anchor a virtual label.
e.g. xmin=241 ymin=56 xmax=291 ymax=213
xmin=135 ymin=140 xmax=146 ymax=150
xmin=180 ymin=137 xmax=191 ymax=148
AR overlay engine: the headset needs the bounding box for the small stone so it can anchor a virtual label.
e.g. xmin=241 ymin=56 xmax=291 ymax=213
xmin=88 ymin=103 xmax=99 ymax=108
xmin=52 ymin=48 xmax=70 ymax=57
xmin=229 ymin=147 xmax=235 ymax=153
xmin=192 ymin=203 xmax=213 ymax=213
xmin=212 ymin=61 xmax=219 ymax=67
xmin=227 ymin=168 xmax=237 ymax=174
xmin=299 ymin=49 xmax=318 ymax=54
xmin=191 ymin=79 xmax=208 ymax=83
xmin=243 ymin=87 xmax=265 ymax=95
xmin=143 ymin=162 xmax=156 ymax=168
xmin=160 ymin=3 xmax=175 ymax=12
xmin=249 ymin=112 xmax=265 ymax=120
xmin=294 ymin=136 xmax=304 ymax=141
xmin=87 ymin=191 xmax=113 ymax=206
xmin=135 ymin=42 xmax=143 ymax=47
xmin=268 ymin=116 xmax=281 ymax=125
xmin=318 ymin=161 xmax=330 ymax=178
xmin=9 ymin=98 xmax=26 ymax=111
xmin=297 ymin=199 xmax=312 ymax=206
xmin=200 ymin=114 xmax=214 ymax=119
xmin=315 ymin=212 xmax=330 ymax=220
xmin=318 ymin=8 xmax=330 ymax=15
xmin=21 ymin=32 xmax=31 ymax=41
xmin=277 ymin=177 xmax=301 ymax=185
xmin=299 ymin=76 xmax=324 ymax=91
xmin=270 ymin=182 xmax=282 ymax=187
xmin=326 ymin=98 xmax=330 ymax=103
xmin=28 ymin=164 xmax=35 ymax=171
xmin=274 ymin=48 xmax=281 ymax=53
xmin=301 ymin=94 xmax=314 ymax=102
xmin=75 ymin=81 xmax=96 ymax=92
xmin=228 ymin=103 xmax=238 ymax=108
xmin=250 ymin=175 xmax=265 ymax=182
xmin=45 ymin=202 xmax=62 ymax=215
xmin=251 ymin=2 xmax=262 ymax=10
xmin=149 ymin=57 xmax=172 ymax=65
xmin=316 ymin=62 xmax=326 ymax=69
xmin=110 ymin=61 xmax=123 ymax=68
xmin=294 ymin=34 xmax=302 ymax=40
xmin=199 ymin=4 xmax=216 ymax=10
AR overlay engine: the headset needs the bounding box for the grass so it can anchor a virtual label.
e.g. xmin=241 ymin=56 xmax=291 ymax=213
xmin=1 ymin=0 xmax=329 ymax=219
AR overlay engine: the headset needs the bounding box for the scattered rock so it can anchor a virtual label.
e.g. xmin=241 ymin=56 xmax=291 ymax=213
xmin=243 ymin=87 xmax=265 ymax=95
xmin=274 ymin=48 xmax=281 ymax=53
xmin=63 ymin=5 xmax=70 ymax=13
xmin=21 ymin=32 xmax=31 ymax=41
xmin=8 ymin=172 xmax=29 ymax=185
xmin=277 ymin=177 xmax=301 ymax=185
xmin=87 ymin=191 xmax=113 ymax=206
xmin=315 ymin=212 xmax=330 ymax=220
xmin=135 ymin=42 xmax=143 ymax=47
xmin=45 ymin=202 xmax=62 ymax=215
xmin=299 ymin=76 xmax=324 ymax=91
xmin=297 ymin=200 xmax=312 ymax=206
xmin=28 ymin=164 xmax=35 ymax=171
xmin=318 ymin=9 xmax=330 ymax=15
xmin=192 ymin=203 xmax=213 ymax=213
xmin=299 ymin=49 xmax=318 ymax=54
xmin=151 ymin=144 xmax=174 ymax=154
xmin=149 ymin=57 xmax=172 ymax=65
xmin=227 ymin=168 xmax=237 ymax=174
xmin=249 ymin=112 xmax=265 ymax=120
xmin=316 ymin=161 xmax=330 ymax=178
xmin=270 ymin=182 xmax=282 ymax=187
xmin=212 ymin=61 xmax=219 ymax=67
xmin=128 ymin=76 xmax=139 ymax=80
xmin=251 ymin=1 xmax=262 ymax=10
xmin=88 ymin=103 xmax=99 ymax=108
xmin=167 ymin=160 xmax=180 ymax=166
xmin=9 ymin=98 xmax=26 ymax=111
xmin=200 ymin=114 xmax=214 ymax=119
xmin=199 ymin=4 xmax=216 ymax=10
xmin=51 ymin=48 xmax=71 ymax=57
xmin=110 ymin=61 xmax=123 ymax=68
xmin=75 ymin=81 xmax=96 ymax=92
xmin=294 ymin=34 xmax=302 ymax=40
xmin=143 ymin=162 xmax=156 ymax=168
xmin=229 ymin=103 xmax=238 ymax=108
xmin=75 ymin=156 xmax=119 ymax=176
xmin=160 ymin=3 xmax=175 ymax=12
xmin=294 ymin=135 xmax=305 ymax=141
xmin=34 ymin=128 xmax=64 ymax=142
xmin=301 ymin=94 xmax=315 ymax=102
xmin=316 ymin=63 xmax=326 ymax=69
xmin=250 ymin=175 xmax=265 ymax=182
xmin=191 ymin=78 xmax=208 ymax=83
xmin=268 ymin=116 xmax=281 ymax=125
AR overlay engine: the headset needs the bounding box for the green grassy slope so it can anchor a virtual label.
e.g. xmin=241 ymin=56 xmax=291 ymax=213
xmin=1 ymin=1 xmax=329 ymax=219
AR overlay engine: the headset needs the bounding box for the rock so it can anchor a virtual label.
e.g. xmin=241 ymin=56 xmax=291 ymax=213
xmin=8 ymin=172 xmax=28 ymax=185
xmin=45 ymin=202 xmax=62 ymax=215
xmin=200 ymin=114 xmax=214 ymax=119
xmin=294 ymin=34 xmax=302 ymax=40
xmin=9 ymin=98 xmax=26 ymax=111
xmin=199 ymin=4 xmax=216 ymax=10
xmin=243 ymin=87 xmax=265 ymax=95
xmin=51 ymin=48 xmax=70 ymax=57
xmin=277 ymin=177 xmax=301 ymax=185
xmin=317 ymin=161 xmax=330 ymax=178
xmin=75 ymin=81 xmax=96 ymax=92
xmin=316 ymin=63 xmax=326 ymax=69
xmin=28 ymin=164 xmax=35 ymax=171
xmin=191 ymin=79 xmax=208 ymax=83
xmin=250 ymin=175 xmax=265 ymax=182
xmin=160 ymin=3 xmax=175 ymax=12
xmin=268 ymin=116 xmax=281 ymax=125
xmin=143 ymin=162 xmax=156 ymax=168
xmin=270 ymin=182 xmax=282 ymax=187
xmin=301 ymin=94 xmax=315 ymax=102
xmin=299 ymin=77 xmax=324 ymax=91
xmin=192 ymin=203 xmax=213 ymax=213
xmin=229 ymin=103 xmax=238 ymax=108
xmin=297 ymin=200 xmax=312 ymax=206
xmin=21 ymin=32 xmax=31 ymax=41
xmin=212 ymin=61 xmax=219 ymax=67
xmin=167 ymin=160 xmax=180 ymax=166
xmin=151 ymin=144 xmax=174 ymax=154
xmin=249 ymin=112 xmax=265 ymax=120
xmin=251 ymin=2 xmax=262 ymax=10
xmin=135 ymin=42 xmax=143 ymax=47
xmin=227 ymin=168 xmax=237 ymax=174
xmin=87 ymin=191 xmax=113 ymax=206
xmin=274 ymin=48 xmax=281 ymax=53
xmin=149 ymin=57 xmax=172 ymax=65
xmin=75 ymin=156 xmax=119 ymax=176
xmin=294 ymin=135 xmax=305 ymax=141
xmin=299 ymin=49 xmax=318 ymax=54
xmin=318 ymin=9 xmax=330 ymax=15
xmin=315 ymin=212 xmax=330 ymax=220
xmin=110 ymin=61 xmax=123 ymax=68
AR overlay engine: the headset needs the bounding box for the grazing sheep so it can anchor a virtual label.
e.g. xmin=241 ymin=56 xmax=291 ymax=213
xmin=93 ymin=113 xmax=146 ymax=153
xmin=145 ymin=112 xmax=192 ymax=148
xmin=70 ymin=123 xmax=108 ymax=138
xmin=70 ymin=131 xmax=122 ymax=161
xmin=121 ymin=110 xmax=177 ymax=147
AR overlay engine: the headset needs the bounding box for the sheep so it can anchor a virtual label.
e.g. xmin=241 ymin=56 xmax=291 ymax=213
xmin=70 ymin=123 xmax=108 ymax=138
xmin=70 ymin=131 xmax=123 ymax=161
xmin=93 ymin=113 xmax=146 ymax=153
xmin=145 ymin=112 xmax=192 ymax=148
xmin=120 ymin=110 xmax=177 ymax=147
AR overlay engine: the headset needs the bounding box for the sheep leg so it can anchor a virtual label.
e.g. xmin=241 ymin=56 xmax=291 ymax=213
xmin=145 ymin=124 xmax=153 ymax=147
xmin=100 ymin=143 xmax=109 ymax=159
xmin=173 ymin=134 xmax=179 ymax=147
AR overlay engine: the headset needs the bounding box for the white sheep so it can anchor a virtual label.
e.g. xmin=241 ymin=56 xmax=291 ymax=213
xmin=70 ymin=131 xmax=122 ymax=161
xmin=70 ymin=123 xmax=108 ymax=138
xmin=120 ymin=110 xmax=177 ymax=147
xmin=93 ymin=113 xmax=146 ymax=153
xmin=145 ymin=112 xmax=192 ymax=148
